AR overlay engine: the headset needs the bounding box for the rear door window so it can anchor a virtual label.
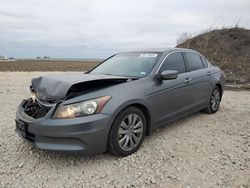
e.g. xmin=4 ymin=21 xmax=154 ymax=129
xmin=160 ymin=52 xmax=186 ymax=74
xmin=185 ymin=52 xmax=204 ymax=71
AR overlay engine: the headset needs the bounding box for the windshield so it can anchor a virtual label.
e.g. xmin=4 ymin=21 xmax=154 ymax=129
xmin=89 ymin=52 xmax=162 ymax=77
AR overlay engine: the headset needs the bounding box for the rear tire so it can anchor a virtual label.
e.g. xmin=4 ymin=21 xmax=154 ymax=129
xmin=108 ymin=106 xmax=146 ymax=157
xmin=203 ymin=86 xmax=221 ymax=114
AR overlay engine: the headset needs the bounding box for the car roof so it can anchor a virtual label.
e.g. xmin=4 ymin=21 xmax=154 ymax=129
xmin=122 ymin=47 xmax=199 ymax=54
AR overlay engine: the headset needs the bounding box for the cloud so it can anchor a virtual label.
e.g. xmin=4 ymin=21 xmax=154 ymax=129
xmin=0 ymin=0 xmax=249 ymax=58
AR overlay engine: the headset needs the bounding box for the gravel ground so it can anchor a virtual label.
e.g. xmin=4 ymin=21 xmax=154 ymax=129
xmin=0 ymin=72 xmax=249 ymax=188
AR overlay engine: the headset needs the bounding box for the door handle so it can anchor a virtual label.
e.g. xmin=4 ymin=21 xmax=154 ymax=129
xmin=207 ymin=71 xmax=211 ymax=76
xmin=185 ymin=78 xmax=192 ymax=83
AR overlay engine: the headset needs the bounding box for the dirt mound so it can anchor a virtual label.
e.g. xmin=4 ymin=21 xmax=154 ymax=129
xmin=177 ymin=28 xmax=250 ymax=84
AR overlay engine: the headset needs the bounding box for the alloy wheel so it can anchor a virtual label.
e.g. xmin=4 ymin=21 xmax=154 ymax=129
xmin=117 ymin=113 xmax=144 ymax=151
xmin=211 ymin=88 xmax=220 ymax=111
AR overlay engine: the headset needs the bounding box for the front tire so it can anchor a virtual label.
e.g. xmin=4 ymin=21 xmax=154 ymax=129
xmin=108 ymin=106 xmax=146 ymax=157
xmin=203 ymin=86 xmax=221 ymax=114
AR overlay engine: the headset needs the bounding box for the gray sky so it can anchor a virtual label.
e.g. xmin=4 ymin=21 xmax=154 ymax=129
xmin=0 ymin=0 xmax=250 ymax=58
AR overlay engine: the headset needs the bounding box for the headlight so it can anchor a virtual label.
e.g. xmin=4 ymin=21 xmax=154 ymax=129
xmin=52 ymin=96 xmax=111 ymax=119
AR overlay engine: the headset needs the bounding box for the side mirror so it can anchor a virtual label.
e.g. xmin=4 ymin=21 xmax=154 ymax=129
xmin=158 ymin=70 xmax=178 ymax=81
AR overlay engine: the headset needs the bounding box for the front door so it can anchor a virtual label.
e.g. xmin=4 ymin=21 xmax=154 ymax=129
xmin=148 ymin=52 xmax=193 ymax=128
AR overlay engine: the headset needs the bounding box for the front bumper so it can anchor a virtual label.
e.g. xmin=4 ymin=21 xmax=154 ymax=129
xmin=15 ymin=100 xmax=113 ymax=155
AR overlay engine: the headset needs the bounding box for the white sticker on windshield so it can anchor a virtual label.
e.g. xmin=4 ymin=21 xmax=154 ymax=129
xmin=139 ymin=53 xmax=158 ymax=58
xmin=140 ymin=72 xmax=146 ymax=75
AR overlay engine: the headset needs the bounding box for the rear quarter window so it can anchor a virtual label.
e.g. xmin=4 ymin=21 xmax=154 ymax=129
xmin=185 ymin=52 xmax=204 ymax=71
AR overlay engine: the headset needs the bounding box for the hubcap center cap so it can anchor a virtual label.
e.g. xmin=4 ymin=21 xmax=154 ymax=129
xmin=127 ymin=129 xmax=133 ymax=135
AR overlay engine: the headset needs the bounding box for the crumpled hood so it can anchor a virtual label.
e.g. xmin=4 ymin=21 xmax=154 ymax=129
xmin=31 ymin=73 xmax=128 ymax=101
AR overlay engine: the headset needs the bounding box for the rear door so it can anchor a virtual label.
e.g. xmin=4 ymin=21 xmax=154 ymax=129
xmin=184 ymin=52 xmax=212 ymax=107
xmin=148 ymin=52 xmax=193 ymax=127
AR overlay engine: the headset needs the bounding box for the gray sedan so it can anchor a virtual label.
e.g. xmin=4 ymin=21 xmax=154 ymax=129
xmin=15 ymin=48 xmax=225 ymax=156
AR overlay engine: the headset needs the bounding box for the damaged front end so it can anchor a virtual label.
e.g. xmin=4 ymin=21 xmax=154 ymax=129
xmin=18 ymin=86 xmax=56 ymax=120
xmin=20 ymin=73 xmax=133 ymax=120
xmin=31 ymin=73 xmax=132 ymax=102
xmin=21 ymin=98 xmax=52 ymax=119
xmin=15 ymin=96 xmax=55 ymax=143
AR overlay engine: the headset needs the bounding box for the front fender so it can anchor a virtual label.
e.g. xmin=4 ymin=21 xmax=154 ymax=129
xmin=104 ymin=98 xmax=154 ymax=135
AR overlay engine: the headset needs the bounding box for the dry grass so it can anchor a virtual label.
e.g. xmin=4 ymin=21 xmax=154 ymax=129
xmin=0 ymin=60 xmax=100 ymax=72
